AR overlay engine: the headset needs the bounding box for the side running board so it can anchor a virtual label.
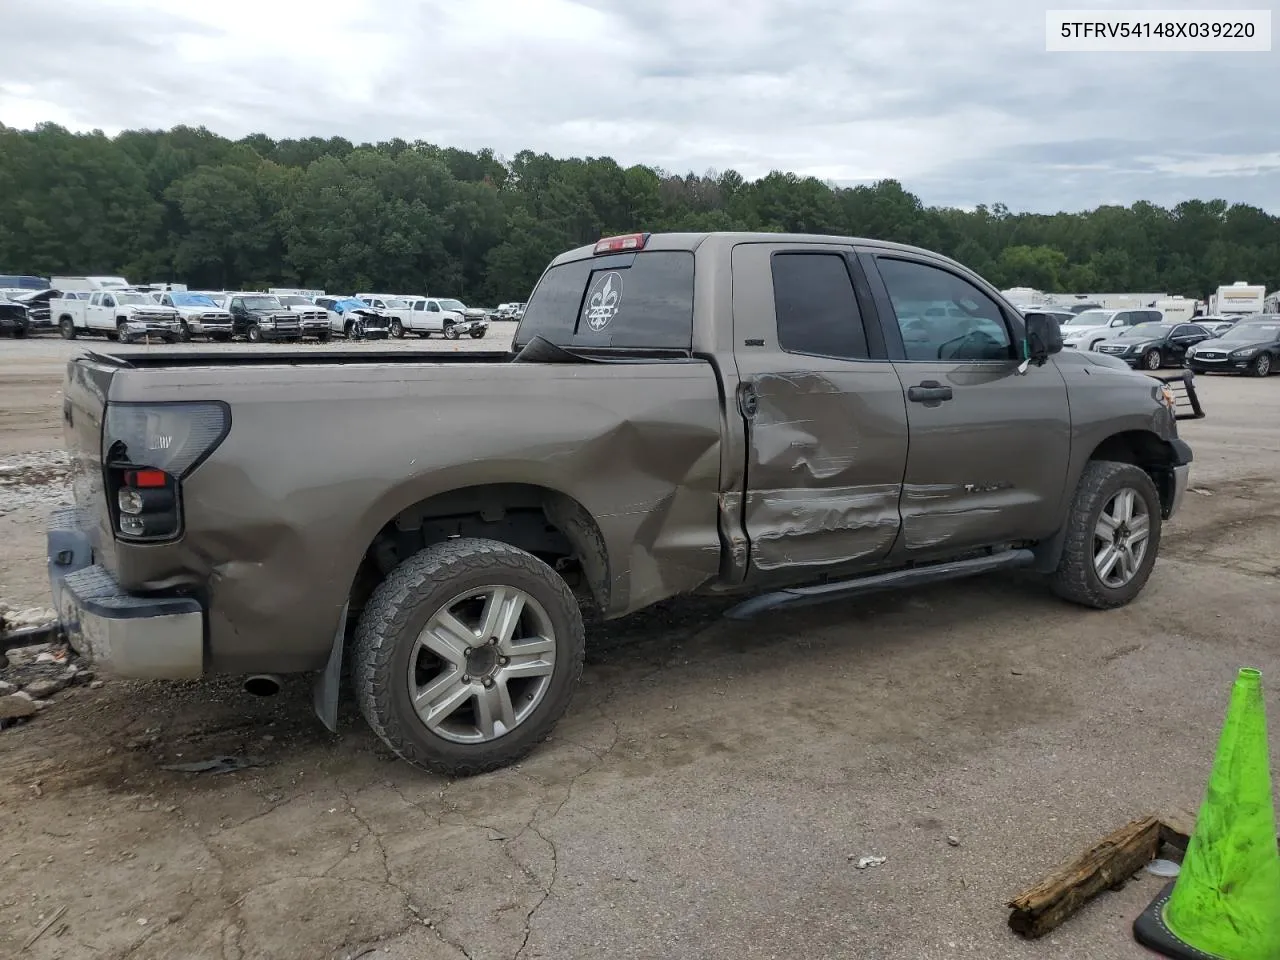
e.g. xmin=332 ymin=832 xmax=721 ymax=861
xmin=722 ymin=549 xmax=1036 ymax=621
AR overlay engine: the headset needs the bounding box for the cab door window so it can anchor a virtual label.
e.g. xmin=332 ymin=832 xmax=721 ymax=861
xmin=875 ymin=258 xmax=1013 ymax=361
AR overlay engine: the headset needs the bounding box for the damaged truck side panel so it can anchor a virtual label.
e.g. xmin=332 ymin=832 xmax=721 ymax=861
xmin=64 ymin=354 xmax=726 ymax=674
xmin=48 ymin=230 xmax=1195 ymax=776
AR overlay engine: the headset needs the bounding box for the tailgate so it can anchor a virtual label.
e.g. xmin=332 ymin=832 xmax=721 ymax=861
xmin=62 ymin=353 xmax=120 ymax=572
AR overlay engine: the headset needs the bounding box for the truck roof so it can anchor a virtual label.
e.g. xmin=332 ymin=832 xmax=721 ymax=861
xmin=548 ymin=231 xmax=973 ymax=272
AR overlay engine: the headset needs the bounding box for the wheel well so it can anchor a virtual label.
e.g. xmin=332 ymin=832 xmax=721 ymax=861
xmin=1087 ymin=430 xmax=1179 ymax=511
xmin=352 ymin=483 xmax=610 ymax=616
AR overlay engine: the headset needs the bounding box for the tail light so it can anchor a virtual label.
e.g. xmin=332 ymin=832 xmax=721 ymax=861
xmin=103 ymin=402 xmax=230 ymax=542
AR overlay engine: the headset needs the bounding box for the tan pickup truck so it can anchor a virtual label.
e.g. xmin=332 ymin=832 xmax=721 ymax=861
xmin=47 ymin=231 xmax=1199 ymax=775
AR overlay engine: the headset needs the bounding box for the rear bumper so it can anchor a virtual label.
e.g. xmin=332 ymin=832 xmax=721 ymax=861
xmin=47 ymin=507 xmax=204 ymax=679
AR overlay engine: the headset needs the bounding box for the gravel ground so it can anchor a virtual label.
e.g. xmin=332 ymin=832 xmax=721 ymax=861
xmin=0 ymin=334 xmax=1277 ymax=960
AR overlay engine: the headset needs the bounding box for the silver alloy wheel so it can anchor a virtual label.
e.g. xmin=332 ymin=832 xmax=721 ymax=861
xmin=1093 ymin=487 xmax=1151 ymax=588
xmin=1144 ymin=349 xmax=1162 ymax=370
xmin=1256 ymin=353 xmax=1271 ymax=376
xmin=406 ymin=585 xmax=557 ymax=744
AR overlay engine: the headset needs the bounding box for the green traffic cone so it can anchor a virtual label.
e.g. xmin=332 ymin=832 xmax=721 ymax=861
xmin=1134 ymin=667 xmax=1280 ymax=960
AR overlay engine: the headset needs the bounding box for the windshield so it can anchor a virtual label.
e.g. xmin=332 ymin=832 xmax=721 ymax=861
xmin=437 ymin=299 xmax=466 ymax=311
xmin=171 ymin=293 xmax=218 ymax=307
xmin=276 ymin=295 xmax=311 ymax=306
xmin=241 ymin=296 xmax=281 ymax=310
xmin=1117 ymin=323 xmax=1174 ymax=339
xmin=113 ymin=293 xmax=151 ymax=305
xmin=1064 ymin=310 xmax=1114 ymax=326
xmin=1219 ymin=322 xmax=1280 ymax=341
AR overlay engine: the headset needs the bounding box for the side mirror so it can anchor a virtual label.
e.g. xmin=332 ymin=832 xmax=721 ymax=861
xmin=1023 ymin=312 xmax=1063 ymax=365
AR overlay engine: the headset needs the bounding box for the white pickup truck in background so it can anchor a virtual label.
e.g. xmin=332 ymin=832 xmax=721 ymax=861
xmin=403 ymin=296 xmax=490 ymax=339
xmin=51 ymin=290 xmax=183 ymax=342
xmin=153 ymin=291 xmax=235 ymax=341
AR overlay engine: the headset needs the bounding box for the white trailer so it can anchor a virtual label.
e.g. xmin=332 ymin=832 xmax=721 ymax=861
xmin=1211 ymin=281 xmax=1266 ymax=317
xmin=1154 ymin=296 xmax=1199 ymax=323
xmin=51 ymin=275 xmax=133 ymax=292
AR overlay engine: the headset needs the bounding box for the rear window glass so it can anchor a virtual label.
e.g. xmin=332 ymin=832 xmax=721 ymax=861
xmin=515 ymin=250 xmax=694 ymax=351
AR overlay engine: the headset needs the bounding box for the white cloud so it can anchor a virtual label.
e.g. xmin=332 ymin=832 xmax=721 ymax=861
xmin=0 ymin=0 xmax=1277 ymax=211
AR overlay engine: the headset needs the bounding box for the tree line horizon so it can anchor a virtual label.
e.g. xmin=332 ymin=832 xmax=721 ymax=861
xmin=1 ymin=122 xmax=1275 ymax=304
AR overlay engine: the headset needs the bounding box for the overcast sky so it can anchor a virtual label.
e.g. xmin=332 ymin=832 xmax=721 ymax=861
xmin=2 ymin=0 xmax=1277 ymax=213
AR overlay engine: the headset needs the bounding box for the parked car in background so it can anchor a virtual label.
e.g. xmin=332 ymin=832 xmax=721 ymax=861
xmin=436 ymin=297 xmax=491 ymax=333
xmin=1060 ymin=308 xmax=1159 ymax=352
xmin=316 ymin=297 xmax=391 ymax=340
xmin=0 ymin=294 xmax=30 ymax=337
xmin=52 ymin=290 xmax=183 ymax=342
xmin=1185 ymin=316 xmax=1280 ymax=377
xmin=493 ymin=302 xmax=522 ymax=319
xmin=156 ymin=291 xmax=235 ymax=341
xmin=272 ymin=293 xmax=331 ymax=341
xmin=1092 ymin=321 xmax=1213 ymax=370
xmin=217 ymin=293 xmax=303 ymax=343
xmin=403 ymin=297 xmax=490 ymax=339
xmin=355 ymin=294 xmax=419 ymax=339
xmin=0 ymin=274 xmax=50 ymax=291
xmin=1190 ymin=315 xmax=1236 ymax=338
xmin=1 ymin=288 xmax=58 ymax=329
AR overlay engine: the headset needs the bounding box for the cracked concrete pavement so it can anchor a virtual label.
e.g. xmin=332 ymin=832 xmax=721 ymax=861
xmin=1 ymin=338 xmax=1278 ymax=959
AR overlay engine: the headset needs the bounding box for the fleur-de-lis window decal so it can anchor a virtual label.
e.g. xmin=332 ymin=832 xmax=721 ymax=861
xmin=584 ymin=272 xmax=623 ymax=331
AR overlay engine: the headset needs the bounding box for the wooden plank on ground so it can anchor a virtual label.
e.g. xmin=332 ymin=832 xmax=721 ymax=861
xmin=1006 ymin=814 xmax=1163 ymax=939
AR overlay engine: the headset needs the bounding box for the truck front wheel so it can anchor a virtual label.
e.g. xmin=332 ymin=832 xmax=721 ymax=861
xmin=389 ymin=319 xmax=404 ymax=338
xmin=353 ymin=538 xmax=585 ymax=776
xmin=443 ymin=322 xmax=460 ymax=340
xmin=1049 ymin=460 xmax=1162 ymax=610
xmin=59 ymin=317 xmax=77 ymax=340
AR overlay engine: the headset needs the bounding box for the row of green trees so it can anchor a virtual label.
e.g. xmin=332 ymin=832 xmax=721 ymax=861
xmin=0 ymin=123 xmax=1275 ymax=303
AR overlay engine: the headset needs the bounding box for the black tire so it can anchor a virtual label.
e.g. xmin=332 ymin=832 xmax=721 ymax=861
xmin=1142 ymin=349 xmax=1162 ymax=370
xmin=117 ymin=319 xmax=132 ymax=344
xmin=416 ymin=331 xmax=431 ymax=338
xmin=1049 ymin=460 xmax=1162 ymax=610
xmin=179 ymin=320 xmax=192 ymax=342
xmin=443 ymin=322 xmax=460 ymax=340
xmin=59 ymin=317 xmax=77 ymax=340
xmin=346 ymin=320 xmax=362 ymax=341
xmin=353 ymin=538 xmax=586 ymax=776
xmin=469 ymin=329 xmax=486 ymax=339
xmin=247 ymin=324 xmax=262 ymax=343
xmin=1250 ymin=352 xmax=1272 ymax=377
xmin=210 ymin=333 xmax=230 ymax=343
xmin=389 ymin=318 xmax=404 ymax=338
xmin=318 ymin=332 xmax=331 ymax=343
xmin=12 ymin=324 xmax=27 ymax=339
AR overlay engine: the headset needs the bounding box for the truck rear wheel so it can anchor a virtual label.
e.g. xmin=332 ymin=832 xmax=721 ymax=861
xmin=353 ymin=538 xmax=585 ymax=776
xmin=1049 ymin=460 xmax=1162 ymax=610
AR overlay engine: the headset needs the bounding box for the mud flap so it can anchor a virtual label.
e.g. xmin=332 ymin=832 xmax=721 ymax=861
xmin=312 ymin=602 xmax=348 ymax=733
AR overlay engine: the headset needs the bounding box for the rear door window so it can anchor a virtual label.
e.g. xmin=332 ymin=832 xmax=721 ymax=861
xmin=771 ymin=252 xmax=871 ymax=360
xmin=516 ymin=250 xmax=694 ymax=351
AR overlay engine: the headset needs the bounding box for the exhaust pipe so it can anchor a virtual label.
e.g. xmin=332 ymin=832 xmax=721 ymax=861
xmin=243 ymin=674 xmax=282 ymax=697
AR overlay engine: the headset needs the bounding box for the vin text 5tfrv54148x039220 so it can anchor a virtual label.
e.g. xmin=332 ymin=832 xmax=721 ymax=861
xmin=45 ymin=232 xmax=1201 ymax=775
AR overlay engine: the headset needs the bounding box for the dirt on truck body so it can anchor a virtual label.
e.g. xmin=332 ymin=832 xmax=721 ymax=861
xmin=47 ymin=231 xmax=1195 ymax=774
